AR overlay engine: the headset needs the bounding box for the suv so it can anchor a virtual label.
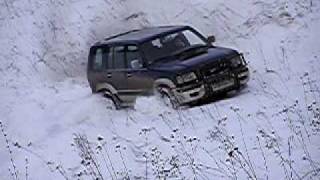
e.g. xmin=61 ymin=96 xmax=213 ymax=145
xmin=87 ymin=26 xmax=249 ymax=109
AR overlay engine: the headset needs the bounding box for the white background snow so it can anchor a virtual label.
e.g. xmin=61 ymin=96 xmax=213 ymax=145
xmin=0 ymin=0 xmax=319 ymax=179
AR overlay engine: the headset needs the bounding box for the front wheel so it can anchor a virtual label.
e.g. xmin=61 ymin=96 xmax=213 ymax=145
xmin=157 ymin=87 xmax=180 ymax=109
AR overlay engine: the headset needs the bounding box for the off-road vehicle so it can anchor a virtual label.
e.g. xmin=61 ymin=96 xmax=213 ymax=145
xmin=87 ymin=26 xmax=249 ymax=109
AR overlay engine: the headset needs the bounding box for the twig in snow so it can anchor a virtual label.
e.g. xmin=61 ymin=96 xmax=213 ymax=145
xmin=256 ymin=136 xmax=269 ymax=180
xmin=0 ymin=121 xmax=19 ymax=180
xmin=73 ymin=134 xmax=104 ymax=180
xmin=25 ymin=158 xmax=29 ymax=180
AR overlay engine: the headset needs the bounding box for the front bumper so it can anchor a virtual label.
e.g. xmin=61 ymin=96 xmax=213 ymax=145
xmin=173 ymin=84 xmax=206 ymax=104
xmin=173 ymin=68 xmax=249 ymax=104
xmin=238 ymin=70 xmax=250 ymax=85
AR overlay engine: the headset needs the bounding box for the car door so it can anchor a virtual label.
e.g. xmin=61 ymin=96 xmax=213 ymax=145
xmin=106 ymin=46 xmax=128 ymax=100
xmin=124 ymin=45 xmax=154 ymax=97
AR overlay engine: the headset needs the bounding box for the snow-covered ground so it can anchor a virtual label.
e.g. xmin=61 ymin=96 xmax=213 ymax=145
xmin=0 ymin=0 xmax=319 ymax=179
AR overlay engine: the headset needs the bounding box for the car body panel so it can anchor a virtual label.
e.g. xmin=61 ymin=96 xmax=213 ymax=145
xmin=148 ymin=47 xmax=238 ymax=74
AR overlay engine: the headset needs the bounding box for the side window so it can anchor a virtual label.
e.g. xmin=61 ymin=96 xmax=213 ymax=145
xmin=92 ymin=48 xmax=104 ymax=71
xmin=126 ymin=45 xmax=143 ymax=69
xmin=113 ymin=46 xmax=125 ymax=69
xmin=107 ymin=47 xmax=113 ymax=69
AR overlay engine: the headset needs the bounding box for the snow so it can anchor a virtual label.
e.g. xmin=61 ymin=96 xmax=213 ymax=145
xmin=1 ymin=0 xmax=320 ymax=179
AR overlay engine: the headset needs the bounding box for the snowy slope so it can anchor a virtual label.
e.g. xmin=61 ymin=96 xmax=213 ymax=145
xmin=0 ymin=0 xmax=320 ymax=179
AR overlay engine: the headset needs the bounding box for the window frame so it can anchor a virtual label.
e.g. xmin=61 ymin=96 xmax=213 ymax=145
xmin=109 ymin=44 xmax=144 ymax=70
xmin=90 ymin=46 xmax=108 ymax=71
xmin=125 ymin=45 xmax=144 ymax=70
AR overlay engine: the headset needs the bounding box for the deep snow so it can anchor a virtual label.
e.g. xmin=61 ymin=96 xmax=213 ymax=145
xmin=0 ymin=0 xmax=320 ymax=179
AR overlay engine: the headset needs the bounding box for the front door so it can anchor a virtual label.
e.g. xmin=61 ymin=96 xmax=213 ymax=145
xmin=125 ymin=45 xmax=154 ymax=97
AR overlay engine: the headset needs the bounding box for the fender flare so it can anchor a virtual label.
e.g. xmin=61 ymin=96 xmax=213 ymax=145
xmin=96 ymin=83 xmax=117 ymax=95
xmin=153 ymin=78 xmax=177 ymax=93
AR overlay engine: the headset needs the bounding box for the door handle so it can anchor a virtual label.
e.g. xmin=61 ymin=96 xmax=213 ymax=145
xmin=107 ymin=73 xmax=112 ymax=78
xmin=127 ymin=73 xmax=132 ymax=78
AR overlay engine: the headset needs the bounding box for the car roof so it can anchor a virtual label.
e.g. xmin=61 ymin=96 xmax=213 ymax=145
xmin=97 ymin=25 xmax=192 ymax=46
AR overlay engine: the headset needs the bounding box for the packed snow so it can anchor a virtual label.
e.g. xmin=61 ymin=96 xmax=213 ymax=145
xmin=0 ymin=0 xmax=319 ymax=179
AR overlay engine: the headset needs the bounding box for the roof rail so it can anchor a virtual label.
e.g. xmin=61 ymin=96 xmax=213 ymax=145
xmin=104 ymin=29 xmax=139 ymax=41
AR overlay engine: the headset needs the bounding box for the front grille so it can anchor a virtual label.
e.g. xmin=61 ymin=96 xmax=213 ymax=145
xmin=177 ymin=83 xmax=202 ymax=92
xmin=238 ymin=67 xmax=249 ymax=74
xmin=210 ymin=74 xmax=231 ymax=84
xmin=198 ymin=60 xmax=236 ymax=94
xmin=201 ymin=61 xmax=230 ymax=79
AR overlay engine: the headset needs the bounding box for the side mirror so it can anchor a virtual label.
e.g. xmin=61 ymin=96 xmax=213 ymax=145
xmin=207 ymin=35 xmax=216 ymax=44
xmin=131 ymin=59 xmax=143 ymax=69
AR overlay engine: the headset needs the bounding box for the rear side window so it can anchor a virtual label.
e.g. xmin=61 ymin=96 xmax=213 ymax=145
xmin=92 ymin=48 xmax=104 ymax=70
xmin=91 ymin=47 xmax=110 ymax=71
xmin=107 ymin=45 xmax=142 ymax=70
xmin=107 ymin=49 xmax=113 ymax=69
xmin=113 ymin=46 xmax=126 ymax=69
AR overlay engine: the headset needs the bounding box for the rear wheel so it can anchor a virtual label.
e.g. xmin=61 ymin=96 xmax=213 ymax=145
xmin=102 ymin=90 xmax=122 ymax=110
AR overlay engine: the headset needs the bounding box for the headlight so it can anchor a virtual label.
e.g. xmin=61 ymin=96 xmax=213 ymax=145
xmin=230 ymin=56 xmax=242 ymax=67
xmin=176 ymin=72 xmax=197 ymax=84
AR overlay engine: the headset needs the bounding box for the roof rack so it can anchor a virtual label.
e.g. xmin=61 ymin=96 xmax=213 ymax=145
xmin=103 ymin=26 xmax=181 ymax=41
xmin=104 ymin=29 xmax=139 ymax=41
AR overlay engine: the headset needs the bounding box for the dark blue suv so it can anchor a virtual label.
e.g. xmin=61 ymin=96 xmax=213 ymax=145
xmin=87 ymin=26 xmax=249 ymax=108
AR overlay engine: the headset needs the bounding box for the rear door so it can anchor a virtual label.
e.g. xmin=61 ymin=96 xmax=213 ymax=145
xmin=106 ymin=46 xmax=128 ymax=98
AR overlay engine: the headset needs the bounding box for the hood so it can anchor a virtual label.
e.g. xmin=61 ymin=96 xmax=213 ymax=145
xmin=148 ymin=46 xmax=239 ymax=73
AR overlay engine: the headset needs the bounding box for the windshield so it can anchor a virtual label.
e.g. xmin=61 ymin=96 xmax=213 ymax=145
xmin=141 ymin=30 xmax=208 ymax=64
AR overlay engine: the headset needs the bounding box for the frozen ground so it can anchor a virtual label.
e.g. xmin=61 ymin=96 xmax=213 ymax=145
xmin=0 ymin=0 xmax=320 ymax=179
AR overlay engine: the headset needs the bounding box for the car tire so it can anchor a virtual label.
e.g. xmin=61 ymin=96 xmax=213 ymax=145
xmin=157 ymin=87 xmax=179 ymax=109
xmin=102 ymin=90 xmax=122 ymax=110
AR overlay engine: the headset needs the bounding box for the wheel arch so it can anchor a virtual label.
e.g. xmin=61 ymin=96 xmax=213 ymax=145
xmin=153 ymin=78 xmax=177 ymax=95
xmin=96 ymin=83 xmax=118 ymax=95
xmin=154 ymin=78 xmax=176 ymax=89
